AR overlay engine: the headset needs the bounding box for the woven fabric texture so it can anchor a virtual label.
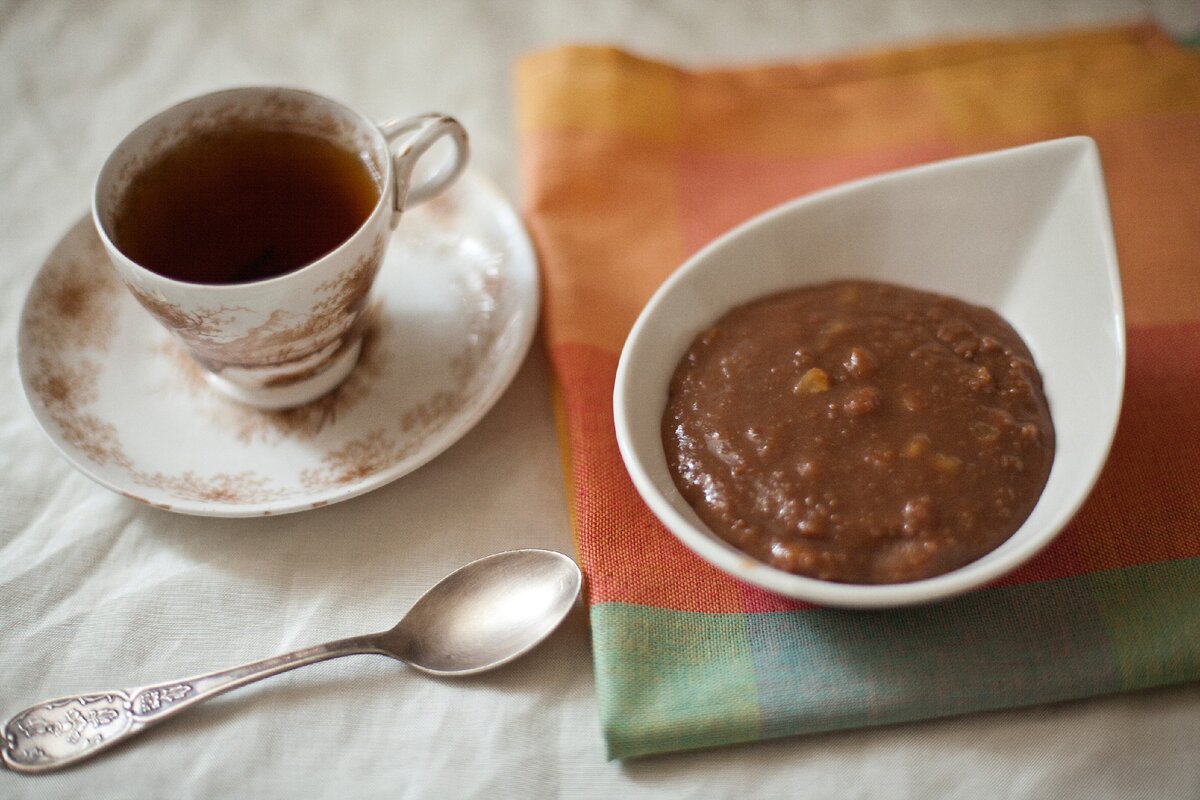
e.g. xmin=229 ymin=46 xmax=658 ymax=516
xmin=516 ymin=25 xmax=1200 ymax=758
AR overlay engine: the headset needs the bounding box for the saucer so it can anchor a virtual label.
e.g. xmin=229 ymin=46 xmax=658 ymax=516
xmin=18 ymin=170 xmax=539 ymax=517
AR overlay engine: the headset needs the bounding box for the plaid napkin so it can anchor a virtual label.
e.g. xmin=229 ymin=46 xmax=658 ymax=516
xmin=516 ymin=25 xmax=1200 ymax=759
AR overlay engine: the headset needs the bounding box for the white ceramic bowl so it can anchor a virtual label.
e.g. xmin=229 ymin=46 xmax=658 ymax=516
xmin=614 ymin=137 xmax=1125 ymax=609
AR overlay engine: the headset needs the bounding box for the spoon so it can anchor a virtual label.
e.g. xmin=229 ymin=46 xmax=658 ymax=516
xmin=1 ymin=549 xmax=582 ymax=774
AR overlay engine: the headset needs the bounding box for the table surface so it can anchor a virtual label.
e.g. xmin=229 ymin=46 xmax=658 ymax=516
xmin=3 ymin=1 xmax=1199 ymax=797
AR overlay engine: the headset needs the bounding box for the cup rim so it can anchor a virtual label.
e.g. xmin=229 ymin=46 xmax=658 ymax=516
xmin=91 ymin=85 xmax=394 ymax=291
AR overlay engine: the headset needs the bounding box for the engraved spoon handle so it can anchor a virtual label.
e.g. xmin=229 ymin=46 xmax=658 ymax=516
xmin=2 ymin=632 xmax=388 ymax=774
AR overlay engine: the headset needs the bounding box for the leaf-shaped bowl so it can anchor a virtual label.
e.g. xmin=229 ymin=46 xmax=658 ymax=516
xmin=614 ymin=138 xmax=1124 ymax=608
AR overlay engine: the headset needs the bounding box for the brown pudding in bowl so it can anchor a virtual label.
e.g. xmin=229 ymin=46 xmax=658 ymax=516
xmin=662 ymin=279 xmax=1055 ymax=584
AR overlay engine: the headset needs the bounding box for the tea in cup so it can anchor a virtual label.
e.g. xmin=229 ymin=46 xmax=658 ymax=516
xmin=93 ymin=86 xmax=469 ymax=409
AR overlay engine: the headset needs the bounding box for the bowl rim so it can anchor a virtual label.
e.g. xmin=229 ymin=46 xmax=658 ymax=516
xmin=613 ymin=137 xmax=1126 ymax=609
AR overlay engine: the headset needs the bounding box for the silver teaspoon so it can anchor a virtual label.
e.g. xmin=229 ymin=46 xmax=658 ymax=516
xmin=1 ymin=549 xmax=582 ymax=774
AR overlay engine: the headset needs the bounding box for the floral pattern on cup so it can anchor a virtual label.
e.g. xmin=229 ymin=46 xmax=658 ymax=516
xmin=93 ymin=87 xmax=469 ymax=409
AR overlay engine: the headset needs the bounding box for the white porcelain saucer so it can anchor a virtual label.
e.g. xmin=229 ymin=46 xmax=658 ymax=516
xmin=18 ymin=171 xmax=539 ymax=517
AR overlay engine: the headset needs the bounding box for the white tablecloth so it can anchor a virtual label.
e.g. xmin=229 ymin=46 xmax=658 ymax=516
xmin=3 ymin=1 xmax=1199 ymax=797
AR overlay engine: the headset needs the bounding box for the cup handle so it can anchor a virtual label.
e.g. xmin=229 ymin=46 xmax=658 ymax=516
xmin=378 ymin=113 xmax=469 ymax=217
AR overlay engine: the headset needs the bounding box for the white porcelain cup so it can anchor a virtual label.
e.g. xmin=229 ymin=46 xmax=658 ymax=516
xmin=93 ymin=87 xmax=469 ymax=409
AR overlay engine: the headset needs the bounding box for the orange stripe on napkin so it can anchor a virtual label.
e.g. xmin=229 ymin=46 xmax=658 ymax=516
xmin=521 ymin=129 xmax=686 ymax=353
xmin=1093 ymin=115 xmax=1200 ymax=326
xmin=517 ymin=47 xmax=680 ymax=142
xmin=519 ymin=24 xmax=1200 ymax=610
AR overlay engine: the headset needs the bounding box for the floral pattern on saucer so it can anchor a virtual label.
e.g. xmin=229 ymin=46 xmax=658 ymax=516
xmin=18 ymin=172 xmax=539 ymax=516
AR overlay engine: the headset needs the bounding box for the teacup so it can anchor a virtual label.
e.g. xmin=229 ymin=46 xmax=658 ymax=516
xmin=92 ymin=86 xmax=469 ymax=409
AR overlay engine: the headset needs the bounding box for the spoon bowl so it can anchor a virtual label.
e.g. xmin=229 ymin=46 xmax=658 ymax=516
xmin=1 ymin=549 xmax=582 ymax=774
xmin=387 ymin=549 xmax=583 ymax=675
